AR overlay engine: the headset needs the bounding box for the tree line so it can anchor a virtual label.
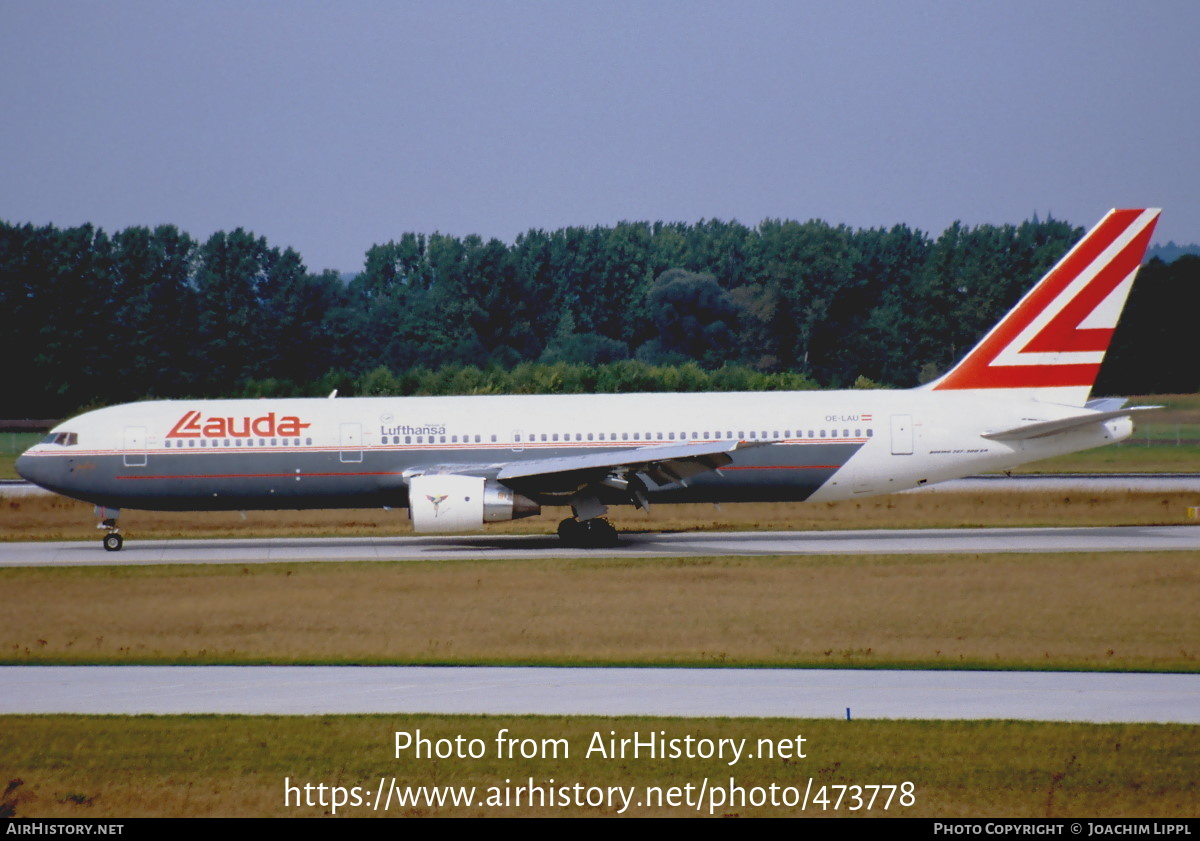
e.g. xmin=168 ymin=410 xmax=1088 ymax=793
xmin=1 ymin=216 xmax=1195 ymax=417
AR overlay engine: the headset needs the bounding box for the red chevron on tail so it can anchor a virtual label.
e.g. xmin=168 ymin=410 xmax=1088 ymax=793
xmin=930 ymin=208 xmax=1160 ymax=401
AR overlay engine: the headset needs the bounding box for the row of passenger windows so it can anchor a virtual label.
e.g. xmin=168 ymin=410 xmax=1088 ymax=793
xmin=159 ymin=430 xmax=876 ymax=448
xmin=388 ymin=429 xmax=874 ymax=445
xmin=164 ymin=438 xmax=313 ymax=448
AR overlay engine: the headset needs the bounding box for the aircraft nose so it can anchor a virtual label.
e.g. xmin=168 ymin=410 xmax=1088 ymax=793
xmin=15 ymin=450 xmax=49 ymax=488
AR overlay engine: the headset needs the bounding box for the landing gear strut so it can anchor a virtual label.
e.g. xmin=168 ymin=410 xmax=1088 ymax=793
xmin=96 ymin=507 xmax=123 ymax=551
xmin=557 ymin=517 xmax=619 ymax=548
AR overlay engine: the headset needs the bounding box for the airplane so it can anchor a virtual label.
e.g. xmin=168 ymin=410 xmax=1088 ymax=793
xmin=16 ymin=208 xmax=1161 ymax=551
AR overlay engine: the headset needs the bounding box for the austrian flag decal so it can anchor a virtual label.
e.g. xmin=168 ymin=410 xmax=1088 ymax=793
xmin=932 ymin=208 xmax=1160 ymax=391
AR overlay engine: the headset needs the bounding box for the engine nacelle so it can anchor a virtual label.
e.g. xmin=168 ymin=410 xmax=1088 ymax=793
xmin=408 ymin=474 xmax=540 ymax=533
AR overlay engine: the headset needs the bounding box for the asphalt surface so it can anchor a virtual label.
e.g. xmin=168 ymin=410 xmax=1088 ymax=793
xmin=2 ymin=524 xmax=1198 ymax=566
xmin=2 ymin=666 xmax=1196 ymax=722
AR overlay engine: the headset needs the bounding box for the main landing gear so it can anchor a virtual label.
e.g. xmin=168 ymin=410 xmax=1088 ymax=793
xmin=96 ymin=506 xmax=123 ymax=551
xmin=557 ymin=517 xmax=619 ymax=548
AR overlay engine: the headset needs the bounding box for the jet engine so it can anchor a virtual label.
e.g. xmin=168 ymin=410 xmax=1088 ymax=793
xmin=408 ymin=474 xmax=540 ymax=533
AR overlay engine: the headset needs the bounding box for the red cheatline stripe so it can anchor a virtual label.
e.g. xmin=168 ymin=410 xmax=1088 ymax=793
xmin=118 ymin=462 xmax=853 ymax=480
xmin=116 ymin=472 xmax=406 ymax=480
xmin=722 ymin=465 xmax=841 ymax=470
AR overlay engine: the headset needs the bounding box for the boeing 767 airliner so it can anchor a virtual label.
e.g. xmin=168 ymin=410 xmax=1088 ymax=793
xmin=17 ymin=208 xmax=1161 ymax=549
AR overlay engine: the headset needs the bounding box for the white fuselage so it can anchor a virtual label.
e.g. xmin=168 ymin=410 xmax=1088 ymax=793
xmin=16 ymin=389 xmax=1130 ymax=513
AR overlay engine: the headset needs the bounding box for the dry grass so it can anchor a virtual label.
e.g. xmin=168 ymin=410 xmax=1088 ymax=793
xmin=1 ymin=551 xmax=1196 ymax=671
xmin=1 ymin=715 xmax=1194 ymax=817
xmin=3 ymin=488 xmax=1200 ymax=542
xmin=1018 ymin=445 xmax=1200 ymax=473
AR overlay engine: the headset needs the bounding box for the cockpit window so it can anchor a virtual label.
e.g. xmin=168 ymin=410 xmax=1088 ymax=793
xmin=41 ymin=432 xmax=78 ymax=446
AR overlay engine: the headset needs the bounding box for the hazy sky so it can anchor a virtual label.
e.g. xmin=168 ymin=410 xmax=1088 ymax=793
xmin=2 ymin=0 xmax=1197 ymax=273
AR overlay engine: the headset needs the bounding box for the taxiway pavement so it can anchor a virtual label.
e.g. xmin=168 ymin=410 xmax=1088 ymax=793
xmin=1 ymin=525 xmax=1198 ymax=566
xmin=2 ymin=666 xmax=1196 ymax=722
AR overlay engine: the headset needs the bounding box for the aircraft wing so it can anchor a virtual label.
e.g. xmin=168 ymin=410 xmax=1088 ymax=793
xmin=981 ymin=406 xmax=1160 ymax=442
xmin=493 ymin=439 xmax=771 ymax=496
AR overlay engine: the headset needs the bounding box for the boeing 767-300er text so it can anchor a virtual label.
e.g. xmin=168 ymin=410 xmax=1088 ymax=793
xmin=17 ymin=208 xmax=1161 ymax=550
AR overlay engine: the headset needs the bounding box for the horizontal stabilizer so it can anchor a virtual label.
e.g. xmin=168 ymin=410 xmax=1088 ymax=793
xmin=981 ymin=406 xmax=1160 ymax=442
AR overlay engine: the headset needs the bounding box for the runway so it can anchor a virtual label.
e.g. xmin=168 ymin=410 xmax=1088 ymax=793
xmin=2 ymin=666 xmax=1196 ymax=722
xmin=2 ymin=524 xmax=1198 ymax=566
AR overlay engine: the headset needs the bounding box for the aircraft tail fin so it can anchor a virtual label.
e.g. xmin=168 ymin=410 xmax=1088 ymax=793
xmin=928 ymin=208 xmax=1160 ymax=405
